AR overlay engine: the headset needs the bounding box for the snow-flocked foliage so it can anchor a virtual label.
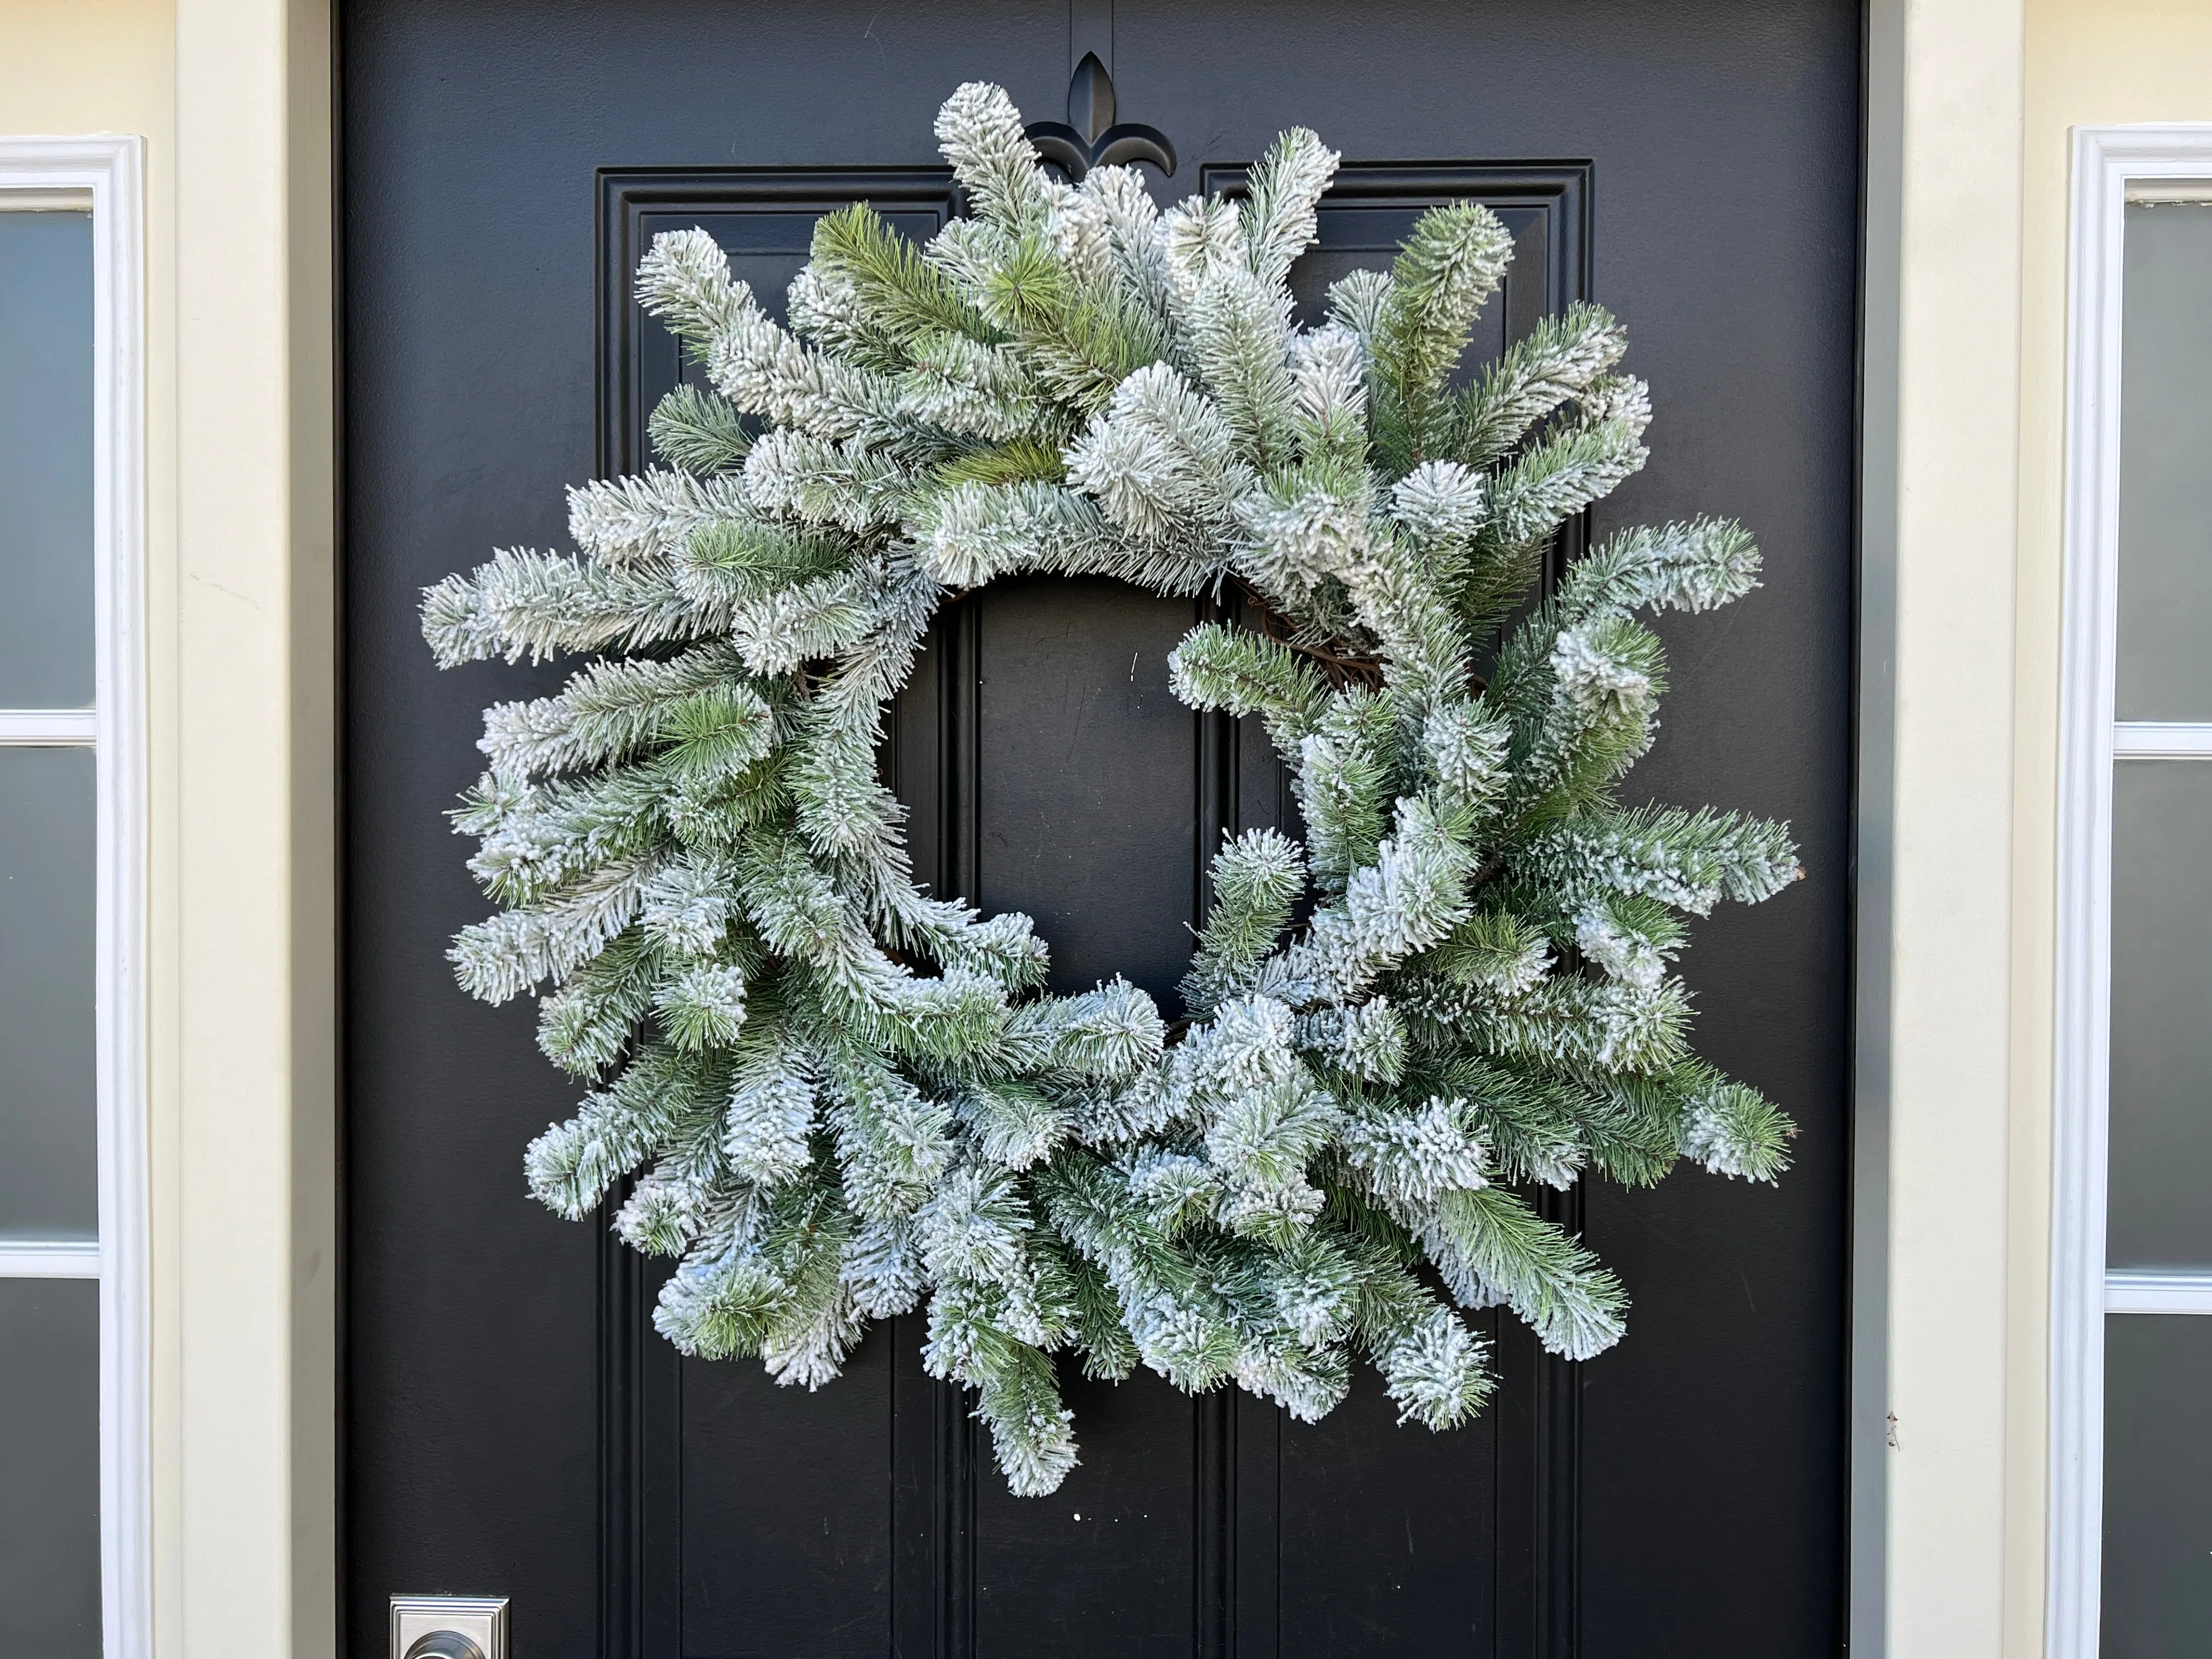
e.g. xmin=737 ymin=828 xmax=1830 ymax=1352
xmin=422 ymin=84 xmax=1801 ymax=1496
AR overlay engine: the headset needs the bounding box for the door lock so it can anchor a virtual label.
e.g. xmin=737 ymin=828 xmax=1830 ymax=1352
xmin=389 ymin=1595 xmax=509 ymax=1659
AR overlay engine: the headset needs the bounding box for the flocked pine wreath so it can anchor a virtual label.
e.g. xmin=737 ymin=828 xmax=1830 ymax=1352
xmin=421 ymin=83 xmax=1801 ymax=1497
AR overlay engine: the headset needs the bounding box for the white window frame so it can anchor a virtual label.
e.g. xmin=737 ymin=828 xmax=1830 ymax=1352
xmin=0 ymin=136 xmax=147 ymax=1659
xmin=2052 ymin=123 xmax=2212 ymax=1659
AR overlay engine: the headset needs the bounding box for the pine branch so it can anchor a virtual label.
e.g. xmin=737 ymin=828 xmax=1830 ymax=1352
xmin=1368 ymin=202 xmax=1515 ymax=472
xmin=810 ymin=201 xmax=997 ymax=346
xmin=1445 ymin=301 xmax=1626 ymax=470
xmin=649 ymin=383 xmax=753 ymax=474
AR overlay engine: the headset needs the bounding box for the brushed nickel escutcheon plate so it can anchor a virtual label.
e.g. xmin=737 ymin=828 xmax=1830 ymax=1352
xmin=389 ymin=1594 xmax=509 ymax=1659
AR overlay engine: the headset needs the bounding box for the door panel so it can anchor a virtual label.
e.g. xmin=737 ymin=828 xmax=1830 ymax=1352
xmin=672 ymin=1334 xmax=896 ymax=1657
xmin=600 ymin=160 xmax=1573 ymax=1659
xmin=343 ymin=3 xmax=1857 ymax=1654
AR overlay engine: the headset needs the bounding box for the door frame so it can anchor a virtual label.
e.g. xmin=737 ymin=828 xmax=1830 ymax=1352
xmin=148 ymin=1 xmax=2044 ymax=1654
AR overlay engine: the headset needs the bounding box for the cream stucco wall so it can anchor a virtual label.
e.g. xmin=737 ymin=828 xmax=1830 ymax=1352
xmin=5 ymin=0 xmax=2209 ymax=1653
xmin=2007 ymin=6 xmax=2212 ymax=1657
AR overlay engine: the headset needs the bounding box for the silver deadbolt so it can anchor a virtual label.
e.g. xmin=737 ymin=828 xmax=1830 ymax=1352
xmin=389 ymin=1595 xmax=509 ymax=1659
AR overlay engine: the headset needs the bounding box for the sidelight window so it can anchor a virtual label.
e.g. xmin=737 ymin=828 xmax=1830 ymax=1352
xmin=0 ymin=139 xmax=145 ymax=1659
xmin=2054 ymin=127 xmax=2212 ymax=1659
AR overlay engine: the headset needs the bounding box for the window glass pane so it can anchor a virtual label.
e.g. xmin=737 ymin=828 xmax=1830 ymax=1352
xmin=2108 ymin=761 xmax=2212 ymax=1268
xmin=2116 ymin=201 xmax=2212 ymax=720
xmin=0 ymin=210 xmax=94 ymax=709
xmin=0 ymin=747 xmax=96 ymax=1238
xmin=2102 ymin=1312 xmax=2212 ymax=1657
xmin=0 ymin=1278 xmax=99 ymax=1658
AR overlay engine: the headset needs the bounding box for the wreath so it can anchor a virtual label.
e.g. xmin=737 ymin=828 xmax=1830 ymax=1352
xmin=422 ymin=83 xmax=1799 ymax=1496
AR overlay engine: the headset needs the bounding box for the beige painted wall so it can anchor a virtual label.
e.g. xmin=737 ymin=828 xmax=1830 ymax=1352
xmin=2007 ymin=4 xmax=2212 ymax=1655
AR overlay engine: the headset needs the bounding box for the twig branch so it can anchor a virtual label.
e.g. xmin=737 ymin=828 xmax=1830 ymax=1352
xmin=1224 ymin=577 xmax=1487 ymax=696
xmin=1229 ymin=578 xmax=1387 ymax=690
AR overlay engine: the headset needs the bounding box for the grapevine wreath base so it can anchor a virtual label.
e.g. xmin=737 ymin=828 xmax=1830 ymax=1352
xmin=422 ymin=83 xmax=1799 ymax=1496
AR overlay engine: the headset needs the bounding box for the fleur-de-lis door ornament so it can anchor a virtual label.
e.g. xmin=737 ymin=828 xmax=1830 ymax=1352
xmin=1023 ymin=51 xmax=1176 ymax=181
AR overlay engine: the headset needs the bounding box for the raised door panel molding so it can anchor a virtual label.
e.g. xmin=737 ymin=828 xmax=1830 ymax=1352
xmin=596 ymin=168 xmax=960 ymax=479
xmin=593 ymin=159 xmax=1594 ymax=1659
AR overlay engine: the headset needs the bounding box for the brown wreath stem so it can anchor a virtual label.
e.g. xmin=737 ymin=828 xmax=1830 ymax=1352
xmin=1467 ymin=849 xmax=1508 ymax=891
xmin=1228 ymin=577 xmax=1387 ymax=690
xmin=1224 ymin=577 xmax=1489 ymax=697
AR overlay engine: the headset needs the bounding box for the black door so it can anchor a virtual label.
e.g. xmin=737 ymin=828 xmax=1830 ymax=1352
xmin=342 ymin=4 xmax=1858 ymax=1654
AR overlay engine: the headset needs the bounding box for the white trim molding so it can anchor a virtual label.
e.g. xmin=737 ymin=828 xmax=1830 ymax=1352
xmin=0 ymin=134 xmax=148 ymax=1659
xmin=2052 ymin=122 xmax=2212 ymax=1659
